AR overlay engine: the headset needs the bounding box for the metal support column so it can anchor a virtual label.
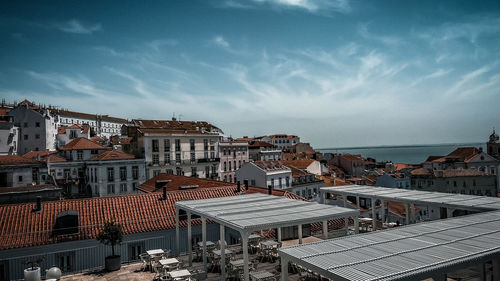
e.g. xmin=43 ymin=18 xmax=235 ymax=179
xmin=175 ymin=207 xmax=180 ymax=256
xmin=281 ymin=257 xmax=289 ymax=281
xmin=371 ymin=198 xmax=376 ymax=231
xmin=322 ymin=220 xmax=328 ymax=239
xmin=241 ymin=232 xmax=250 ymax=281
xmin=354 ymin=216 xmax=359 ymax=234
xmin=493 ymin=258 xmax=500 ymax=281
xmin=405 ymin=203 xmax=410 ymax=225
xmin=298 ymin=224 xmax=303 ymax=244
xmin=277 ymin=227 xmax=282 ymax=242
xmin=220 ymin=224 xmax=226 ymax=281
xmin=187 ymin=211 xmax=192 ymax=266
xmin=202 ymin=217 xmax=207 ymax=273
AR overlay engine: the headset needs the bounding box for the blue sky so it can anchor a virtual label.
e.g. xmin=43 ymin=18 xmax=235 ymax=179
xmin=1 ymin=0 xmax=499 ymax=148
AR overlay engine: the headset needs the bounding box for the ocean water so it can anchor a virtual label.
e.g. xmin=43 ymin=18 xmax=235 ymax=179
xmin=318 ymin=142 xmax=486 ymax=164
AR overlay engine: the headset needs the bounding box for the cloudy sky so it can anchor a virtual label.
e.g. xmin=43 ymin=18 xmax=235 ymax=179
xmin=1 ymin=0 xmax=499 ymax=148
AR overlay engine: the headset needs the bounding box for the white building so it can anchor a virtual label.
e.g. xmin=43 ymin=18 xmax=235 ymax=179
xmin=123 ymin=119 xmax=223 ymax=179
xmin=219 ymin=140 xmax=249 ymax=183
xmin=53 ymin=109 xmax=127 ymax=139
xmin=0 ymin=116 xmax=19 ymax=155
xmin=235 ymin=161 xmax=291 ymax=189
xmin=264 ymin=134 xmax=300 ymax=151
xmin=49 ymin=137 xmax=146 ymax=197
xmin=8 ymin=102 xmax=58 ymax=153
xmin=56 ymin=124 xmax=90 ymax=149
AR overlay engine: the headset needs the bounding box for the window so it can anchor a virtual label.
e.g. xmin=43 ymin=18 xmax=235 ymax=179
xmin=190 ymin=139 xmax=195 ymax=151
xmin=233 ymin=160 xmax=236 ymax=171
xmin=223 ymin=149 xmax=227 ymax=156
xmin=107 ymin=184 xmax=115 ymax=194
xmin=107 ymin=168 xmax=114 ymax=182
xmin=77 ymin=150 xmax=83 ymax=160
xmin=153 ymin=170 xmax=160 ymax=177
xmin=152 ymin=154 xmax=159 ymax=165
xmin=224 ymin=162 xmax=227 ymax=172
xmin=224 ymin=175 xmax=227 ymax=182
xmin=211 ymin=165 xmax=217 ymax=176
xmin=210 ymin=151 xmax=215 ymax=159
xmin=120 ymin=183 xmax=127 ymax=192
xmin=24 ymin=134 xmax=28 ymax=140
xmin=176 ymin=167 xmax=183 ymax=176
xmin=57 ymin=252 xmax=74 ymax=272
xmin=286 ymin=176 xmax=290 ymax=187
xmin=132 ymin=166 xmax=138 ymax=180
xmin=238 ymin=160 xmax=241 ymax=169
xmin=279 ymin=177 xmax=282 ymax=188
xmin=191 ymin=167 xmax=197 ymax=177
xmin=191 ymin=152 xmax=196 ymax=162
xmin=164 ymin=139 xmax=170 ymax=151
xmin=23 ymin=122 xmax=28 ymax=128
xmin=152 ymin=139 xmax=159 ymax=152
xmin=132 ymin=182 xmax=137 ymax=190
xmin=251 ymin=179 xmax=256 ymax=186
xmin=120 ymin=166 xmax=127 ymax=181
xmin=228 ymin=161 xmax=232 ymax=171
xmin=91 ymin=149 xmax=98 ymax=155
xmin=35 ymin=134 xmax=40 ymax=139
xmin=229 ymin=174 xmax=232 ymax=183
xmin=164 ymin=153 xmax=170 ymax=164
xmin=204 ymin=139 xmax=209 ymax=150
xmin=175 ymin=139 xmax=181 ymax=151
xmin=205 ymin=166 xmax=210 ymax=178
xmin=128 ymin=242 xmax=145 ymax=261
xmin=175 ymin=153 xmax=181 ymax=163
xmin=18 ymin=175 xmax=23 ymax=182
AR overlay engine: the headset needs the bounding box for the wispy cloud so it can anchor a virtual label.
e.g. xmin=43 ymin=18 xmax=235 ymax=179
xmin=212 ymin=35 xmax=230 ymax=48
xmin=148 ymin=39 xmax=179 ymax=52
xmin=57 ymin=19 xmax=102 ymax=34
xmin=218 ymin=0 xmax=351 ymax=14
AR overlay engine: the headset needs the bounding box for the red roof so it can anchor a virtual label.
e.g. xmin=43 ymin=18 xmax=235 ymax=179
xmin=280 ymin=159 xmax=315 ymax=169
xmin=58 ymin=124 xmax=90 ymax=135
xmin=446 ymin=147 xmax=481 ymax=163
xmin=410 ymin=168 xmax=432 ymax=176
xmin=61 ymin=138 xmax=109 ymax=151
xmin=434 ymin=169 xmax=489 ymax=178
xmin=248 ymin=141 xmax=274 ymax=148
xmin=0 ymin=155 xmax=39 ymax=165
xmin=90 ymin=150 xmax=135 ymax=161
xmin=0 ymin=186 xmax=302 ymax=250
xmin=289 ymin=166 xmax=313 ymax=178
xmin=138 ymin=174 xmax=236 ymax=193
xmin=23 ymin=150 xmax=67 ymax=163
xmin=340 ymin=154 xmax=364 ymax=162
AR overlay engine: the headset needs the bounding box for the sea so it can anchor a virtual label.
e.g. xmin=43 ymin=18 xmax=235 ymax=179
xmin=317 ymin=142 xmax=486 ymax=164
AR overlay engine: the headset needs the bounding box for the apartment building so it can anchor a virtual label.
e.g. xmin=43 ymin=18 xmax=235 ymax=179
xmin=219 ymin=140 xmax=249 ymax=183
xmin=0 ymin=116 xmax=19 ymax=155
xmin=235 ymin=161 xmax=291 ymax=189
xmin=123 ymin=118 xmax=223 ymax=179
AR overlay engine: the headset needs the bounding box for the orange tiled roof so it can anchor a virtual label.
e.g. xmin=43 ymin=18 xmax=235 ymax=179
xmin=90 ymin=150 xmax=135 ymax=161
xmin=424 ymin=156 xmax=443 ymax=163
xmin=280 ymin=159 xmax=315 ymax=169
xmin=248 ymin=141 xmax=274 ymax=148
xmin=340 ymin=154 xmax=364 ymax=162
xmin=132 ymin=119 xmax=219 ymax=132
xmin=23 ymin=151 xmax=57 ymax=159
xmin=0 ymin=186 xmax=301 ymax=250
xmin=410 ymin=168 xmax=432 ymax=176
xmin=446 ymin=147 xmax=481 ymax=163
xmin=137 ymin=174 xmax=236 ymax=193
xmin=0 ymin=155 xmax=39 ymax=165
xmin=58 ymin=124 xmax=90 ymax=135
xmin=289 ymin=166 xmax=313 ymax=178
xmin=61 ymin=138 xmax=109 ymax=151
xmin=434 ymin=169 xmax=489 ymax=178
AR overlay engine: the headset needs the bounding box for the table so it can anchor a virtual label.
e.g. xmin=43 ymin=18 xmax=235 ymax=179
xmin=147 ymin=249 xmax=164 ymax=256
xmin=169 ymin=269 xmax=191 ymax=279
xmin=249 ymin=234 xmax=261 ymax=240
xmin=260 ymin=240 xmax=279 ymax=247
xmin=197 ymin=241 xmax=215 ymax=247
xmin=230 ymin=259 xmax=245 ymax=268
xmin=212 ymin=249 xmax=233 ymax=256
xmin=250 ymin=270 xmax=274 ymax=280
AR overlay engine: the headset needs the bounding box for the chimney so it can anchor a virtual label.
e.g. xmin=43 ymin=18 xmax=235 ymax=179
xmin=236 ymin=181 xmax=241 ymax=193
xmin=244 ymin=179 xmax=249 ymax=190
xmin=268 ymin=185 xmax=273 ymax=195
xmin=162 ymin=186 xmax=167 ymax=200
xmin=32 ymin=196 xmax=42 ymax=213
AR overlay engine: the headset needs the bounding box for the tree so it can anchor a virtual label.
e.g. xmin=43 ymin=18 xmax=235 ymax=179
xmin=96 ymin=221 xmax=123 ymax=257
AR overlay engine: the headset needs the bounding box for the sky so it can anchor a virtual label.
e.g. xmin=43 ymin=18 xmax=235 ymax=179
xmin=1 ymin=0 xmax=499 ymax=148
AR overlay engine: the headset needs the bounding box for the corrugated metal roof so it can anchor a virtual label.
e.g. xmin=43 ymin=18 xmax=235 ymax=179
xmin=321 ymin=185 xmax=500 ymax=211
xmin=175 ymin=193 xmax=359 ymax=232
xmin=280 ymin=210 xmax=500 ymax=281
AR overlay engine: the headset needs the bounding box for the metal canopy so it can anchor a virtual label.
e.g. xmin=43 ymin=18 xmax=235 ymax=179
xmin=321 ymin=185 xmax=500 ymax=212
xmin=279 ymin=210 xmax=500 ymax=281
xmin=176 ymin=193 xmax=360 ymax=233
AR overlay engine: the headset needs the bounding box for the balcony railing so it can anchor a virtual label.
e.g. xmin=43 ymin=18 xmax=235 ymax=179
xmin=197 ymin=158 xmax=220 ymax=163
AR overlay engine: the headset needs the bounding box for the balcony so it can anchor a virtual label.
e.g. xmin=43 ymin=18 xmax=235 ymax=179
xmin=197 ymin=158 xmax=220 ymax=163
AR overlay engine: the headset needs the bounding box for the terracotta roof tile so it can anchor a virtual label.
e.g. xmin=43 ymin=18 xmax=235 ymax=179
xmin=0 ymin=155 xmax=39 ymax=165
xmin=434 ymin=169 xmax=489 ymax=178
xmin=340 ymin=154 xmax=364 ymax=162
xmin=248 ymin=141 xmax=274 ymax=148
xmin=90 ymin=150 xmax=135 ymax=161
xmin=61 ymin=138 xmax=109 ymax=151
xmin=280 ymin=159 xmax=315 ymax=169
xmin=0 ymin=185 xmax=305 ymax=250
xmin=138 ymin=174 xmax=236 ymax=193
xmin=446 ymin=147 xmax=481 ymax=162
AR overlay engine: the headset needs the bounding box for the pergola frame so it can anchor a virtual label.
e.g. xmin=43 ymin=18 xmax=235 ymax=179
xmin=279 ymin=210 xmax=500 ymax=281
xmin=175 ymin=193 xmax=360 ymax=281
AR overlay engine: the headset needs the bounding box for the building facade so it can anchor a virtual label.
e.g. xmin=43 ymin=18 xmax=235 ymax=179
xmin=219 ymin=140 xmax=249 ymax=183
xmin=264 ymin=134 xmax=300 ymax=151
xmin=123 ymin=119 xmax=222 ymax=180
xmin=0 ymin=116 xmax=19 ymax=155
xmin=235 ymin=161 xmax=291 ymax=189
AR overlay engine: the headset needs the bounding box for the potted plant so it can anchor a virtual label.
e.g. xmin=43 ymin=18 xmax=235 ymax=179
xmin=23 ymin=257 xmax=45 ymax=281
xmin=97 ymin=221 xmax=123 ymax=271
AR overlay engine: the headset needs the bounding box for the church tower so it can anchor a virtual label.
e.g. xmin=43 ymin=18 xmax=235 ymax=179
xmin=487 ymin=129 xmax=500 ymax=159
